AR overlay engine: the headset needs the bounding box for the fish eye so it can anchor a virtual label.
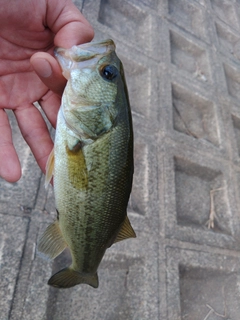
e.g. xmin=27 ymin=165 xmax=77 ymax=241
xmin=100 ymin=65 xmax=118 ymax=81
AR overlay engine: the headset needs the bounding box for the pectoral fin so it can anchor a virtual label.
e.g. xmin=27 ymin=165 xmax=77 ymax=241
xmin=38 ymin=221 xmax=67 ymax=259
xmin=114 ymin=216 xmax=136 ymax=244
xmin=45 ymin=148 xmax=54 ymax=188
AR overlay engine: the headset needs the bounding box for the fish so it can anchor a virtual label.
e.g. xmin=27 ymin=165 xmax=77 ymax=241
xmin=38 ymin=39 xmax=136 ymax=289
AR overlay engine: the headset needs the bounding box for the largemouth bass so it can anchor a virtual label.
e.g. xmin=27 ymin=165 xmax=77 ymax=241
xmin=38 ymin=39 xmax=136 ymax=289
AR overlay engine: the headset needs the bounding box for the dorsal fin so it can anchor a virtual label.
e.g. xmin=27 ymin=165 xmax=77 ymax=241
xmin=114 ymin=215 xmax=136 ymax=244
xmin=45 ymin=148 xmax=54 ymax=188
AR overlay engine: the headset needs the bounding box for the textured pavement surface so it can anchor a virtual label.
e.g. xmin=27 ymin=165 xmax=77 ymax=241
xmin=2 ymin=0 xmax=240 ymax=319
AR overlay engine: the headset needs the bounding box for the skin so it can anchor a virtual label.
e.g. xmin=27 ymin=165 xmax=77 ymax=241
xmin=0 ymin=0 xmax=94 ymax=182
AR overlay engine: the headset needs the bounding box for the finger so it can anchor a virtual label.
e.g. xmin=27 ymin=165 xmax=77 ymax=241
xmin=30 ymin=52 xmax=66 ymax=96
xmin=14 ymin=105 xmax=54 ymax=175
xmin=38 ymin=91 xmax=61 ymax=129
xmin=0 ymin=109 xmax=21 ymax=182
xmin=46 ymin=0 xmax=94 ymax=48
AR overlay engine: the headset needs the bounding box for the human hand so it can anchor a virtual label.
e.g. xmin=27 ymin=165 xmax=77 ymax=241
xmin=0 ymin=0 xmax=94 ymax=182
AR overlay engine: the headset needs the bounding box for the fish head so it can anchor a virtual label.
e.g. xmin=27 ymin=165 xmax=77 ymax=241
xmin=55 ymin=39 xmax=128 ymax=139
xmin=55 ymin=39 xmax=123 ymax=106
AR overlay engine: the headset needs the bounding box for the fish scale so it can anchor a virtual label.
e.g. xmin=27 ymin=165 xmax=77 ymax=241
xmin=38 ymin=39 xmax=136 ymax=289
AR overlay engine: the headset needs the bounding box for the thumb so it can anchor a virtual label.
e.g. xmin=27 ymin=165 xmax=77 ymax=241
xmin=30 ymin=52 xmax=66 ymax=96
xmin=31 ymin=0 xmax=94 ymax=95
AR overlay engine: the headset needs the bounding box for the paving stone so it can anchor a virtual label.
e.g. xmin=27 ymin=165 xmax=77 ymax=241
xmin=164 ymin=143 xmax=240 ymax=248
xmin=10 ymin=217 xmax=158 ymax=320
xmin=0 ymin=214 xmax=29 ymax=319
xmin=215 ymin=21 xmax=240 ymax=57
xmin=170 ymin=30 xmax=211 ymax=83
xmin=2 ymin=0 xmax=240 ymax=319
xmin=171 ymin=83 xmax=218 ymax=145
xmin=232 ymin=114 xmax=240 ymax=157
xmin=211 ymin=0 xmax=239 ymax=30
xmin=167 ymin=0 xmax=209 ymax=42
xmin=166 ymin=246 xmax=240 ymax=320
xmin=82 ymin=0 xmax=161 ymax=61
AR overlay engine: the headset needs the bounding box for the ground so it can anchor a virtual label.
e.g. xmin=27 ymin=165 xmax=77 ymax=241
xmin=1 ymin=0 xmax=240 ymax=319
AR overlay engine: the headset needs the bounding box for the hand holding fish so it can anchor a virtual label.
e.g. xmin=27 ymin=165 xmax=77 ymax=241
xmin=0 ymin=0 xmax=94 ymax=182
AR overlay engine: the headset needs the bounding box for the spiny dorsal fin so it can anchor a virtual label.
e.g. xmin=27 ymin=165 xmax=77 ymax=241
xmin=38 ymin=221 xmax=67 ymax=259
xmin=114 ymin=215 xmax=136 ymax=244
xmin=45 ymin=148 xmax=54 ymax=188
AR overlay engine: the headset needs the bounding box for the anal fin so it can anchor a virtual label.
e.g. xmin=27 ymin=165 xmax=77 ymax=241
xmin=38 ymin=221 xmax=67 ymax=259
xmin=45 ymin=148 xmax=54 ymax=188
xmin=114 ymin=215 xmax=136 ymax=244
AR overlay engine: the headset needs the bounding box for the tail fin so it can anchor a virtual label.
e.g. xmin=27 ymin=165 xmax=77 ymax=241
xmin=48 ymin=267 xmax=99 ymax=289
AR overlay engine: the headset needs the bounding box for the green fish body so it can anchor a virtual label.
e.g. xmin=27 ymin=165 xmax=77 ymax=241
xmin=38 ymin=39 xmax=136 ymax=289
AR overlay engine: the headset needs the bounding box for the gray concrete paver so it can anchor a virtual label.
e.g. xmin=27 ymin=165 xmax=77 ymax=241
xmin=2 ymin=0 xmax=240 ymax=319
xmin=0 ymin=214 xmax=29 ymax=319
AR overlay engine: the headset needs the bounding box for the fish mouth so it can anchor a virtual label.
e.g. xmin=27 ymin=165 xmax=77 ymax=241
xmin=55 ymin=39 xmax=115 ymax=59
xmin=54 ymin=39 xmax=116 ymax=78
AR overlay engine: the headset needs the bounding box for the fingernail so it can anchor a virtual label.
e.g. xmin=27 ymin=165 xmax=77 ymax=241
xmin=33 ymin=58 xmax=52 ymax=78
